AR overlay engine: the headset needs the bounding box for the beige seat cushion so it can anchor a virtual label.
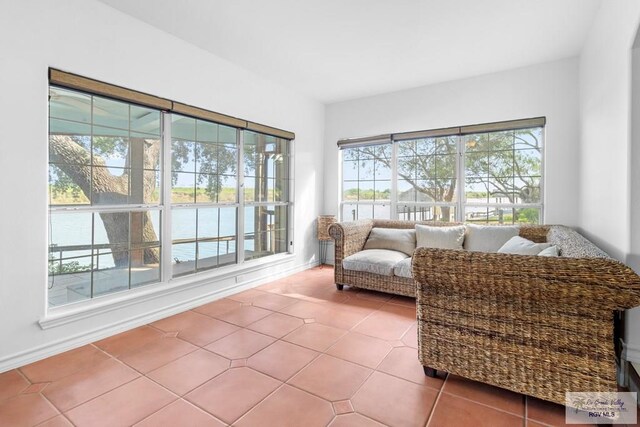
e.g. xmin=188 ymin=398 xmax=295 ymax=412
xmin=342 ymin=249 xmax=409 ymax=276
xmin=463 ymin=224 xmax=519 ymax=252
xmin=363 ymin=228 xmax=416 ymax=256
xmin=393 ymin=257 xmax=413 ymax=278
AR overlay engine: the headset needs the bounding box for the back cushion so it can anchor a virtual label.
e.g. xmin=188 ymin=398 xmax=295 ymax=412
xmin=416 ymin=224 xmax=465 ymax=250
xmin=363 ymin=228 xmax=416 ymax=256
xmin=463 ymin=224 xmax=519 ymax=252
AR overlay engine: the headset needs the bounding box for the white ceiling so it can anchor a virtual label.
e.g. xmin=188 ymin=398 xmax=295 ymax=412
xmin=98 ymin=0 xmax=602 ymax=104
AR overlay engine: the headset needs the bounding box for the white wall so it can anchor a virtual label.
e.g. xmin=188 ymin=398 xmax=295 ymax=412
xmin=324 ymin=57 xmax=581 ymax=228
xmin=0 ymin=0 xmax=325 ymax=370
xmin=578 ymin=0 xmax=640 ymax=362
xmin=579 ymin=0 xmax=640 ymax=261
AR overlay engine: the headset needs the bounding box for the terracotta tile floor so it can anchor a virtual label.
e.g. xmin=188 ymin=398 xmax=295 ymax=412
xmin=0 ymin=267 xmax=622 ymax=426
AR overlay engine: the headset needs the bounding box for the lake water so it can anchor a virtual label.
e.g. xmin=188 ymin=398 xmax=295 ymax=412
xmin=50 ymin=207 xmax=253 ymax=269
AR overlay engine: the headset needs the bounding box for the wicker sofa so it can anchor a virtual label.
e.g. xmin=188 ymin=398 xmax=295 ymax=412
xmin=414 ymin=225 xmax=640 ymax=405
xmin=330 ymin=219 xmax=640 ymax=405
xmin=328 ymin=219 xmax=549 ymax=296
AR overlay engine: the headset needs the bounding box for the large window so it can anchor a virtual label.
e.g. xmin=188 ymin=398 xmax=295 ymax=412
xmin=339 ymin=119 xmax=544 ymax=224
xmin=243 ymin=131 xmax=291 ymax=260
xmin=48 ymin=87 xmax=163 ymax=305
xmin=48 ymin=73 xmax=294 ymax=307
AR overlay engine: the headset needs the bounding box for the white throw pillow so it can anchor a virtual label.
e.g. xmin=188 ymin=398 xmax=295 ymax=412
xmin=497 ymin=236 xmax=551 ymax=255
xmin=538 ymin=245 xmax=559 ymax=257
xmin=463 ymin=224 xmax=519 ymax=252
xmin=363 ymin=228 xmax=416 ymax=256
xmin=415 ymin=224 xmax=465 ymax=250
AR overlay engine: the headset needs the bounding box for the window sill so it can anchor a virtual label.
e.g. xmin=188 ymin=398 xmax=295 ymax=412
xmin=40 ymin=252 xmax=296 ymax=330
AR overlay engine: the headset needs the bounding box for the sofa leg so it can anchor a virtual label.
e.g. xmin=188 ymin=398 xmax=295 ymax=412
xmin=336 ymin=284 xmax=344 ymax=291
xmin=423 ymin=366 xmax=436 ymax=378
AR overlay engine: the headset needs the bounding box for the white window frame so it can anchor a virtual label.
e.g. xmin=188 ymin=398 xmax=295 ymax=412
xmin=48 ymin=86 xmax=295 ymax=309
xmin=338 ymin=119 xmax=545 ymax=224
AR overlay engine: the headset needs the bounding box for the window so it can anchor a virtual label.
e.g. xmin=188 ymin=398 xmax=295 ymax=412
xmin=341 ymin=144 xmax=392 ymax=221
xmin=463 ymin=128 xmax=542 ymax=224
xmin=48 ymin=70 xmax=294 ymax=307
xmin=170 ymin=115 xmax=239 ymax=277
xmin=396 ymin=136 xmax=457 ymax=222
xmin=339 ymin=118 xmax=544 ymax=224
xmin=48 ymin=87 xmax=163 ymax=305
xmin=243 ymin=131 xmax=291 ymax=260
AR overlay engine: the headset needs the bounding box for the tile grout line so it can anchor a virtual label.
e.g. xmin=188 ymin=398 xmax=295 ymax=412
xmin=425 ymin=372 xmax=448 ymax=427
xmin=37 ymin=389 xmax=76 ymax=427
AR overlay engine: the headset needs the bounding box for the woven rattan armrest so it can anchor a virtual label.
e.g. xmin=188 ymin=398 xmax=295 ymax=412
xmin=412 ymin=248 xmax=640 ymax=312
xmin=328 ymin=219 xmax=374 ymax=261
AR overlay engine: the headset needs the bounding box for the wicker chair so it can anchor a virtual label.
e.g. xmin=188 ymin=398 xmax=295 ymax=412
xmin=413 ymin=225 xmax=640 ymax=405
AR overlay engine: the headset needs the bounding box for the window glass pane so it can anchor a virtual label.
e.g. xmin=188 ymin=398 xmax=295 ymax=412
xmin=172 ymin=208 xmax=196 ymax=277
xmin=465 ymin=177 xmax=489 ymax=204
xmin=397 ymin=179 xmax=414 ymax=202
xmin=514 ymin=128 xmax=542 ymax=150
xmin=48 ymin=165 xmax=90 ymax=205
xmin=172 ymin=115 xmax=196 ymax=140
xmin=130 ymin=136 xmax=161 ymax=171
xmin=374 ymin=181 xmax=391 ymax=201
xmin=219 ymin=175 xmax=237 ymax=203
xmin=356 ymin=204 xmax=374 ymax=220
xmin=49 ymin=213 xmax=93 ymax=304
xmin=172 ymin=172 xmax=196 ymax=203
xmin=218 ymin=207 xmax=237 ymax=266
xmin=244 ymin=131 xmax=289 ymax=203
xmin=92 ymin=249 xmax=129 ymax=297
xmin=196 ymin=173 xmax=219 ymax=203
xmin=130 ymin=106 xmax=160 ymax=135
xmin=341 ymin=203 xmax=358 ymax=221
xmin=49 ymin=121 xmax=91 ymax=165
xmin=196 ymin=143 xmax=218 ymax=174
xmin=358 ymin=181 xmax=375 ymax=200
xmin=49 ymin=87 xmax=91 ymax=123
xmin=93 ymin=96 xmax=129 ymax=130
xmin=172 ymin=140 xmax=196 ymax=173
xmin=373 ymin=204 xmax=391 ymax=218
xmin=244 ymin=205 xmax=288 ymax=260
xmin=514 ymin=207 xmax=541 ymax=224
xmin=131 ymin=246 xmax=161 ymax=287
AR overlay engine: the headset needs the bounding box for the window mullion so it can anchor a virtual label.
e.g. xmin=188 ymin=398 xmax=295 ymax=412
xmin=161 ymin=112 xmax=173 ymax=282
xmin=237 ymin=129 xmax=245 ymax=264
xmin=457 ymin=135 xmax=464 ymax=222
xmin=391 ymin=142 xmax=398 ymax=219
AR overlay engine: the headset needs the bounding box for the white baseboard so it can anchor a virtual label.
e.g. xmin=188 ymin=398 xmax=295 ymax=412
xmin=0 ymin=260 xmax=318 ymax=373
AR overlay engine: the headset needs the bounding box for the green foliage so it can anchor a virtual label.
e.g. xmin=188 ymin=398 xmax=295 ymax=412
xmin=48 ymin=250 xmax=91 ymax=276
xmin=343 ymin=188 xmax=390 ymax=201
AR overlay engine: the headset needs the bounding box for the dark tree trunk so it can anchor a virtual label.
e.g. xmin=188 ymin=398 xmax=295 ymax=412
xmin=49 ymin=135 xmax=161 ymax=266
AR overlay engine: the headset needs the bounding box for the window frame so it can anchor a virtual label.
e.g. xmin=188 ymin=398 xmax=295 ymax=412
xmin=338 ymin=119 xmax=545 ymax=224
xmin=48 ymin=82 xmax=295 ymax=309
